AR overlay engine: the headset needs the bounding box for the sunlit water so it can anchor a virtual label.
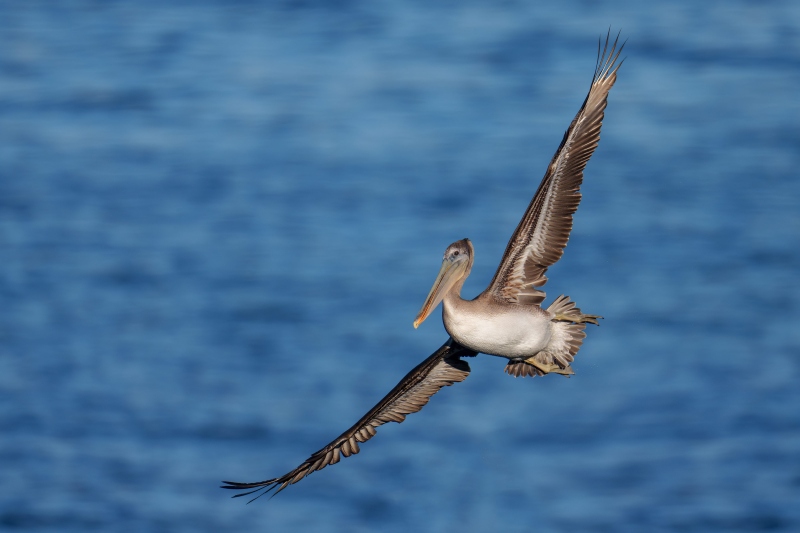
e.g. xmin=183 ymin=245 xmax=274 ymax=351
xmin=1 ymin=2 xmax=799 ymax=532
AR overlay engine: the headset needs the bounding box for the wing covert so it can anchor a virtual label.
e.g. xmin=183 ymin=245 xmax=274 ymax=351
xmin=485 ymin=32 xmax=624 ymax=305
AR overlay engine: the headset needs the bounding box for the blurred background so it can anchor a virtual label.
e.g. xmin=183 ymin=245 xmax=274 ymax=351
xmin=1 ymin=1 xmax=799 ymax=532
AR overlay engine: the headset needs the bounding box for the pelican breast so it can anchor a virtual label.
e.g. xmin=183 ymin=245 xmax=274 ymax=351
xmin=442 ymin=297 xmax=552 ymax=358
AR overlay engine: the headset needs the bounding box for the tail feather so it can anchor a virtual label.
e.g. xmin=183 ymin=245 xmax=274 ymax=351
xmin=547 ymin=295 xmax=590 ymax=363
xmin=504 ymin=360 xmax=545 ymax=378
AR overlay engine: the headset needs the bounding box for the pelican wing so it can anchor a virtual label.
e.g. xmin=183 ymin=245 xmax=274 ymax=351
xmin=222 ymin=339 xmax=475 ymax=501
xmin=486 ymin=34 xmax=623 ymax=305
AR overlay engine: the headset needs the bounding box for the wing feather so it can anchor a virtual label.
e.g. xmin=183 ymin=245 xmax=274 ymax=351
xmin=485 ymin=32 xmax=624 ymax=304
xmin=221 ymin=339 xmax=475 ymax=502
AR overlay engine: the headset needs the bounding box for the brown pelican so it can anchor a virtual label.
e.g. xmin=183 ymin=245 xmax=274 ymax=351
xmin=223 ymin=33 xmax=623 ymax=501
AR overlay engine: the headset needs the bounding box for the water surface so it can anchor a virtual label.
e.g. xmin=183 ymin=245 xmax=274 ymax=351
xmin=1 ymin=2 xmax=799 ymax=532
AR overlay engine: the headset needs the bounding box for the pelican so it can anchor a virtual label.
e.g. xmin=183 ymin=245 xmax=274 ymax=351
xmin=223 ymin=33 xmax=623 ymax=501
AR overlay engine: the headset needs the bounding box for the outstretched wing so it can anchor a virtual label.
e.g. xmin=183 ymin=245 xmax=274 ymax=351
xmin=485 ymin=33 xmax=624 ymax=305
xmin=221 ymin=339 xmax=476 ymax=502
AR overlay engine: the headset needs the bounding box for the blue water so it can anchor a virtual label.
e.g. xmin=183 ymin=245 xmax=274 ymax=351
xmin=1 ymin=2 xmax=799 ymax=532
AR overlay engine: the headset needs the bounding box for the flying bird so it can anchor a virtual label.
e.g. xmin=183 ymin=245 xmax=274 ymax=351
xmin=223 ymin=33 xmax=623 ymax=502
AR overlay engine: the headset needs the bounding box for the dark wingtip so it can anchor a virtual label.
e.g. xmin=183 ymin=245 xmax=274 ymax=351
xmin=221 ymin=481 xmax=258 ymax=490
xmin=232 ymin=488 xmax=262 ymax=499
xmin=593 ymin=28 xmax=626 ymax=83
xmin=221 ymin=478 xmax=282 ymax=504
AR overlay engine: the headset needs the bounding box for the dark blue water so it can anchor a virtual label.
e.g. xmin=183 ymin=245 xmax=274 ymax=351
xmin=2 ymin=2 xmax=799 ymax=532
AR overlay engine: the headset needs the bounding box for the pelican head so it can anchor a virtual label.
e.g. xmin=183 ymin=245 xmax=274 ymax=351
xmin=413 ymin=238 xmax=473 ymax=328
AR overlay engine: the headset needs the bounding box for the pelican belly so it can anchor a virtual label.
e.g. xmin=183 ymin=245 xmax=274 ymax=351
xmin=443 ymin=301 xmax=552 ymax=359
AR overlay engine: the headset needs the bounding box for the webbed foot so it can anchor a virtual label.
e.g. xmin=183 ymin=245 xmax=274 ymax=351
xmin=553 ymin=313 xmax=602 ymax=326
xmin=523 ymin=356 xmax=574 ymax=376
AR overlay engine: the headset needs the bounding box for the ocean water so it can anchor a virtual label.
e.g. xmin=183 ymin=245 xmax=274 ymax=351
xmin=1 ymin=2 xmax=799 ymax=532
